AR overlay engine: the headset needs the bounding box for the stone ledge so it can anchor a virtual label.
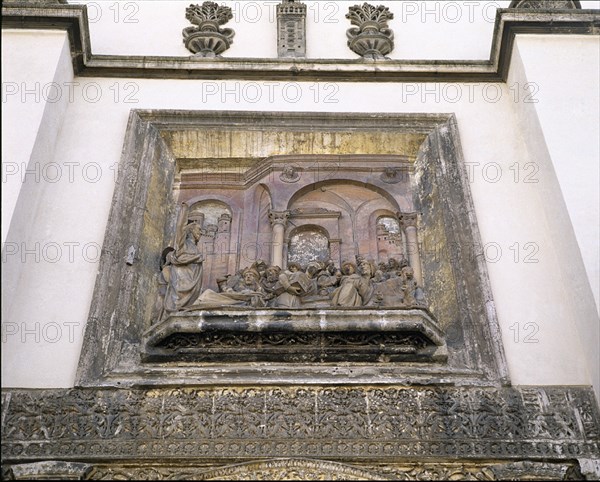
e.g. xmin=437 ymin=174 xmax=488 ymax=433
xmin=2 ymin=5 xmax=599 ymax=81
xmin=143 ymin=308 xmax=447 ymax=363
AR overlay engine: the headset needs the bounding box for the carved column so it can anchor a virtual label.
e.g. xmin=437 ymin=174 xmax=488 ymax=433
xmin=400 ymin=213 xmax=423 ymax=287
xmin=269 ymin=210 xmax=290 ymax=268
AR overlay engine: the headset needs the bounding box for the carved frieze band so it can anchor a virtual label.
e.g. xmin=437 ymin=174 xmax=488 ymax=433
xmin=2 ymin=386 xmax=599 ymax=463
xmin=3 ymin=458 xmax=588 ymax=480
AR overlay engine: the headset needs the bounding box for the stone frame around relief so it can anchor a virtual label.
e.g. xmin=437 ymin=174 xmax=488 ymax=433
xmin=75 ymin=110 xmax=509 ymax=388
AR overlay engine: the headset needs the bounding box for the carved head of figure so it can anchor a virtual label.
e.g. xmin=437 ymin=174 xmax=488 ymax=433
xmin=253 ymin=259 xmax=268 ymax=275
xmin=287 ymin=262 xmax=302 ymax=273
xmin=358 ymin=259 xmax=376 ymax=278
xmin=341 ymin=261 xmax=357 ymax=276
xmin=186 ymin=222 xmax=203 ymax=242
xmin=264 ymin=266 xmax=281 ymax=283
xmin=242 ymin=268 xmax=261 ymax=286
xmin=401 ymin=266 xmax=414 ymax=280
xmin=306 ymin=261 xmax=322 ymax=279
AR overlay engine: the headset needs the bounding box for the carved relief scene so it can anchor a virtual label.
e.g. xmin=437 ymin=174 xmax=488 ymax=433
xmin=145 ymin=153 xmax=446 ymax=362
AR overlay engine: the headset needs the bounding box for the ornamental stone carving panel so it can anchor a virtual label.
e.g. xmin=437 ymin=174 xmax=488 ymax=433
xmin=2 ymin=386 xmax=599 ymax=463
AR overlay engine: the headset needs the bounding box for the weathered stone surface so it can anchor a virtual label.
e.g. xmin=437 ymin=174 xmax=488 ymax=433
xmin=510 ymin=0 xmax=581 ymax=9
xmin=5 ymin=461 xmax=93 ymax=480
xmin=143 ymin=308 xmax=446 ymax=363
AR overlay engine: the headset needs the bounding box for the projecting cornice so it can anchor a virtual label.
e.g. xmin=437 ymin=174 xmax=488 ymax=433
xmin=2 ymin=3 xmax=599 ymax=82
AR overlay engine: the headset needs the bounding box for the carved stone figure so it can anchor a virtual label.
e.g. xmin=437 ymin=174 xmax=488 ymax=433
xmin=182 ymin=2 xmax=235 ymax=57
xmin=346 ymin=3 xmax=394 ymax=59
xmin=317 ymin=259 xmax=342 ymax=295
xmin=331 ymin=260 xmax=374 ymax=307
xmin=193 ymin=266 xmax=268 ymax=308
xmin=161 ymin=204 xmax=204 ymax=315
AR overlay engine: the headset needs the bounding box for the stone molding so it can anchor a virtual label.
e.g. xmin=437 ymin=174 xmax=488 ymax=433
xmin=2 ymin=5 xmax=598 ymax=81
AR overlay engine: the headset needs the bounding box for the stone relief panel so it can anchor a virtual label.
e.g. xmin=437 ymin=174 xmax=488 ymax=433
xmin=157 ymin=177 xmax=426 ymax=312
xmin=74 ymin=111 xmax=509 ymax=387
xmin=145 ymin=156 xmax=443 ymax=362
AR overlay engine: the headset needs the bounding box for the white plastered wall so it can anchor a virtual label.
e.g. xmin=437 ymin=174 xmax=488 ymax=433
xmin=1 ymin=30 xmax=72 ymax=244
xmin=1 ymin=6 xmax=599 ymax=395
xmin=508 ymin=35 xmax=600 ymax=402
xmin=2 ymin=30 xmax=77 ymax=384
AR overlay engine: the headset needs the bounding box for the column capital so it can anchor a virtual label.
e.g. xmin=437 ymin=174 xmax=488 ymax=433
xmin=269 ymin=210 xmax=290 ymax=228
xmin=399 ymin=212 xmax=418 ymax=228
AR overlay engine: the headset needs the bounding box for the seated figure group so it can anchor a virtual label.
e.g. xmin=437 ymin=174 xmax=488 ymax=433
xmin=188 ymin=256 xmax=425 ymax=310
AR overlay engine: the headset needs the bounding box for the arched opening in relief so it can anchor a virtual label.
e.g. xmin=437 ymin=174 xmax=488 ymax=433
xmin=287 ymin=225 xmax=331 ymax=268
xmin=375 ymin=214 xmax=404 ymax=263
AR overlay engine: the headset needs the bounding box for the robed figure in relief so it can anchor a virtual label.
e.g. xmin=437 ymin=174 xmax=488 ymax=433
xmin=162 ymin=203 xmax=204 ymax=314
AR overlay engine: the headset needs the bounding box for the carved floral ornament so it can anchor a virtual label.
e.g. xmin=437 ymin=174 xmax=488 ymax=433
xmin=182 ymin=2 xmax=235 ymax=57
xmin=346 ymin=3 xmax=395 ymax=59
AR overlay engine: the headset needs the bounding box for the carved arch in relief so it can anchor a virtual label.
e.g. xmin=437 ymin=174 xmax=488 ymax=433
xmin=194 ymin=458 xmax=383 ymax=481
xmin=287 ymin=180 xmax=401 ymax=263
xmin=287 ymin=179 xmax=402 ymax=214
